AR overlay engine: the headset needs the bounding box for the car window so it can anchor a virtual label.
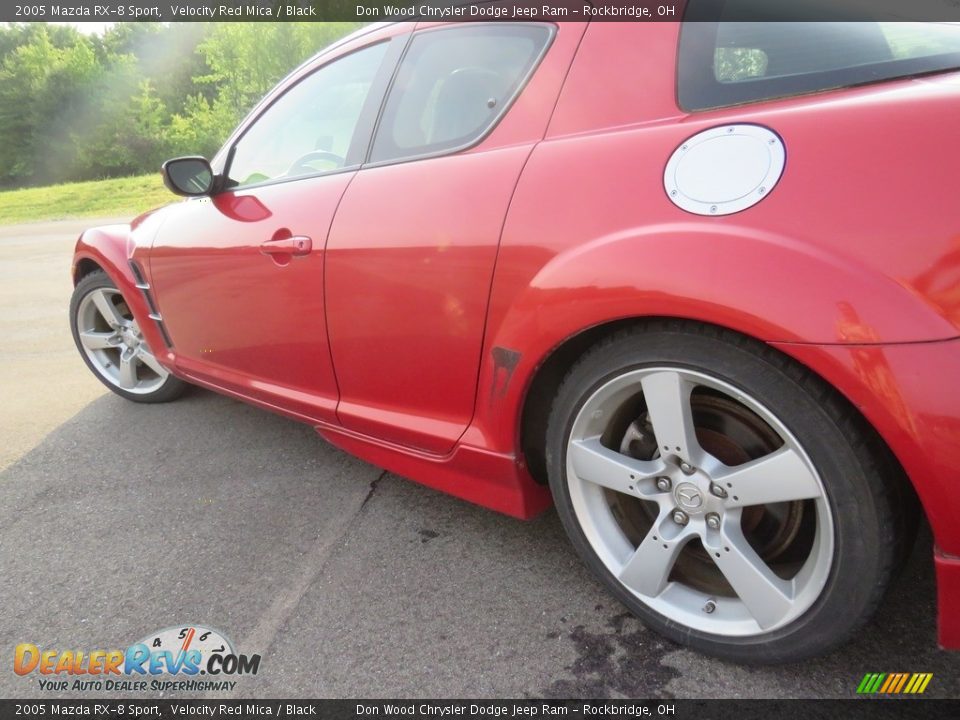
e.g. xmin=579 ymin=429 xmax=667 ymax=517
xmin=679 ymin=3 xmax=960 ymax=110
xmin=369 ymin=25 xmax=552 ymax=164
xmin=227 ymin=42 xmax=388 ymax=189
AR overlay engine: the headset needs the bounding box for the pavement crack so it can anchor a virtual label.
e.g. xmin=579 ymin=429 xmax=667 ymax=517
xmin=206 ymin=469 xmax=385 ymax=699
xmin=361 ymin=470 xmax=388 ymax=510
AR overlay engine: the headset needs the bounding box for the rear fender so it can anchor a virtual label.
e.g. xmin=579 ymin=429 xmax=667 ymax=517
xmin=470 ymin=224 xmax=957 ymax=454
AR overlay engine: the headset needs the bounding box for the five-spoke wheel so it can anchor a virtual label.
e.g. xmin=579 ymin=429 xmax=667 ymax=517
xmin=566 ymin=366 xmax=832 ymax=636
xmin=547 ymin=324 xmax=908 ymax=662
xmin=70 ymin=271 xmax=186 ymax=403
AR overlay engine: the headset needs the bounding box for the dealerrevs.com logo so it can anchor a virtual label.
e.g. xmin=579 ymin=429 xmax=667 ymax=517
xmin=14 ymin=625 xmax=261 ymax=692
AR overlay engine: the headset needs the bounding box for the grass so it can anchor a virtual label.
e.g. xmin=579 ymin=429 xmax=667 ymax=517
xmin=0 ymin=174 xmax=176 ymax=225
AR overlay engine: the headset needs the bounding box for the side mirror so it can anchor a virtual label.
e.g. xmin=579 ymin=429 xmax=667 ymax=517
xmin=161 ymin=156 xmax=214 ymax=196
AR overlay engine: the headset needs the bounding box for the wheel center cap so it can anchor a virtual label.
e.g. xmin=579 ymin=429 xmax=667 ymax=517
xmin=674 ymin=482 xmax=705 ymax=513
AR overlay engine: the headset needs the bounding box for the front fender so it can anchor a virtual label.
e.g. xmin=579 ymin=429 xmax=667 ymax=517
xmin=73 ymin=225 xmax=134 ymax=286
xmin=72 ymin=208 xmax=175 ymax=369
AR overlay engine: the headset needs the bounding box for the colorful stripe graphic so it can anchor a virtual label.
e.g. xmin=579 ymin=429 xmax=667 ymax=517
xmin=857 ymin=672 xmax=933 ymax=694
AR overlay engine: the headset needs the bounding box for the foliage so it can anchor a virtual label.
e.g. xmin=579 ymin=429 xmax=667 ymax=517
xmin=714 ymin=47 xmax=768 ymax=83
xmin=0 ymin=173 xmax=172 ymax=224
xmin=0 ymin=22 xmax=360 ymax=190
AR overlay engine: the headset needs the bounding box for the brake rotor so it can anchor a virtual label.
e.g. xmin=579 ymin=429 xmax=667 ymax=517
xmin=608 ymin=390 xmax=808 ymax=596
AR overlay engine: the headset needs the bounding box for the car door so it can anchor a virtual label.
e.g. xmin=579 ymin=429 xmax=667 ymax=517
xmin=146 ymin=33 xmax=402 ymax=423
xmin=325 ymin=22 xmax=586 ymax=453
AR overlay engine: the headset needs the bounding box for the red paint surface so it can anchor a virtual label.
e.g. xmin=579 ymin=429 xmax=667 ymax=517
xmin=74 ymin=22 xmax=960 ymax=648
xmin=935 ymin=550 xmax=960 ymax=650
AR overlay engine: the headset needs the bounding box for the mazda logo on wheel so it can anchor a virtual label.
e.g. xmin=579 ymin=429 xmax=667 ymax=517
xmin=675 ymin=483 xmax=703 ymax=510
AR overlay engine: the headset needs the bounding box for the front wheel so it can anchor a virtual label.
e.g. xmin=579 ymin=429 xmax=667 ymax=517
xmin=70 ymin=270 xmax=186 ymax=403
xmin=546 ymin=323 xmax=907 ymax=663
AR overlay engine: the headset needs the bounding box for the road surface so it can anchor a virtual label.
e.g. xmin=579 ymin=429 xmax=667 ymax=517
xmin=0 ymin=218 xmax=956 ymax=699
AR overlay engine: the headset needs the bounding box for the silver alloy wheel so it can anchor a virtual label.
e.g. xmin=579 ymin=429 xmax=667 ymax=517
xmin=566 ymin=367 xmax=834 ymax=637
xmin=76 ymin=287 xmax=169 ymax=395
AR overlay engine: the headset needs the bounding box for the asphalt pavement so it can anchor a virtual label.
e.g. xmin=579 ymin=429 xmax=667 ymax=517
xmin=0 ymin=218 xmax=957 ymax=699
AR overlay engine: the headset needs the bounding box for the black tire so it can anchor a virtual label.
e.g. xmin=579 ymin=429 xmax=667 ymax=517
xmin=545 ymin=321 xmax=910 ymax=664
xmin=70 ymin=270 xmax=187 ymax=404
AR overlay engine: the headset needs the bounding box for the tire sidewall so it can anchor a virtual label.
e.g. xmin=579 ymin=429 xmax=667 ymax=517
xmin=546 ymin=328 xmax=889 ymax=663
xmin=70 ymin=271 xmax=185 ymax=404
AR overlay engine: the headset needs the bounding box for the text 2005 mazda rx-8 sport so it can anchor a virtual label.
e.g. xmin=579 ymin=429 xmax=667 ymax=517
xmin=70 ymin=15 xmax=960 ymax=663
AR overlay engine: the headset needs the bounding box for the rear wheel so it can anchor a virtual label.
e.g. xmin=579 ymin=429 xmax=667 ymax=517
xmin=70 ymin=271 xmax=186 ymax=403
xmin=546 ymin=323 xmax=905 ymax=663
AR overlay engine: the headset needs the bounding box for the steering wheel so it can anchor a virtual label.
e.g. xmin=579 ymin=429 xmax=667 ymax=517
xmin=287 ymin=150 xmax=347 ymax=177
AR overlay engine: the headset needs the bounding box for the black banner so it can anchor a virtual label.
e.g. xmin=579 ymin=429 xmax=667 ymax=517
xmin=2 ymin=700 xmax=960 ymax=720
xmin=5 ymin=0 xmax=960 ymax=24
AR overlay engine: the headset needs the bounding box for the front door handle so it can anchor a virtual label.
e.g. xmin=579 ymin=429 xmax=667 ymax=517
xmin=260 ymin=235 xmax=312 ymax=257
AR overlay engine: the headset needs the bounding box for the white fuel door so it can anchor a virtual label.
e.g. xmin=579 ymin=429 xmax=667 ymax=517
xmin=664 ymin=125 xmax=785 ymax=216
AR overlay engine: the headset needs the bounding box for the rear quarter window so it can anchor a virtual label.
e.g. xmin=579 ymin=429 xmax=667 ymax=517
xmin=368 ymin=24 xmax=552 ymax=164
xmin=679 ymin=3 xmax=960 ymax=111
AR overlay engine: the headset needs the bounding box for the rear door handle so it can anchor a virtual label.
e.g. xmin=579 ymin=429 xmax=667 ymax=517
xmin=260 ymin=235 xmax=312 ymax=257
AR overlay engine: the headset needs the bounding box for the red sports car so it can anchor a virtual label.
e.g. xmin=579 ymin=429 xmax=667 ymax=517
xmin=70 ymin=14 xmax=960 ymax=663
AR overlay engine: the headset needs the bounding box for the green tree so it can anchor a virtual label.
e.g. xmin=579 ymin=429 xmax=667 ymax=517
xmin=75 ymin=78 xmax=172 ymax=178
xmin=165 ymin=93 xmax=237 ymax=160
xmin=0 ymin=21 xmax=362 ymax=188
xmin=195 ymin=22 xmax=360 ymax=120
xmin=0 ymin=27 xmax=60 ymax=183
